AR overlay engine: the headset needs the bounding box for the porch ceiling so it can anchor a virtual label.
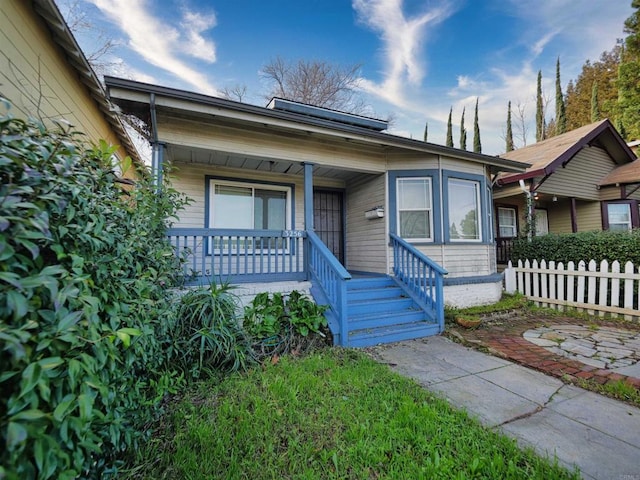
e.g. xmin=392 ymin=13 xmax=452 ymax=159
xmin=166 ymin=144 xmax=373 ymax=182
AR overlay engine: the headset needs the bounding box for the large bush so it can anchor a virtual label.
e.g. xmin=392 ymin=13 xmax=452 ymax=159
xmin=510 ymin=230 xmax=640 ymax=265
xmin=0 ymin=114 xmax=188 ymax=478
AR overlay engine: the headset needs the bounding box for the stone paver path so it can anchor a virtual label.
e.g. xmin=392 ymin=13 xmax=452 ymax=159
xmin=446 ymin=315 xmax=640 ymax=389
xmin=523 ymin=325 xmax=640 ymax=376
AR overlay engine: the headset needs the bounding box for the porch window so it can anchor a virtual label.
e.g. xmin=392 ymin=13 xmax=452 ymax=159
xmin=396 ymin=177 xmax=433 ymax=241
xmin=606 ymin=203 xmax=632 ymax=231
xmin=448 ymin=178 xmax=481 ymax=241
xmin=497 ymin=207 xmax=517 ymax=238
xmin=210 ymin=182 xmax=290 ymax=230
xmin=534 ymin=208 xmax=549 ymax=235
xmin=209 ymin=180 xmax=292 ymax=251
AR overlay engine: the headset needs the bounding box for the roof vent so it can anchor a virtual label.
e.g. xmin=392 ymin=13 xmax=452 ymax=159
xmin=267 ymin=97 xmax=388 ymax=131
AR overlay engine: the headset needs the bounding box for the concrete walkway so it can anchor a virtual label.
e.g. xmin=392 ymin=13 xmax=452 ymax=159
xmin=368 ymin=336 xmax=640 ymax=480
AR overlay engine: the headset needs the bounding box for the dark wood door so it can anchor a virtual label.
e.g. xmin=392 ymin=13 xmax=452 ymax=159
xmin=313 ymin=190 xmax=345 ymax=264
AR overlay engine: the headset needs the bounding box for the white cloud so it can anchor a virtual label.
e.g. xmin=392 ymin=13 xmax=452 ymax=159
xmin=181 ymin=10 xmax=217 ymax=62
xmin=109 ymin=57 xmax=157 ymax=84
xmin=88 ymin=0 xmax=218 ymax=95
xmin=353 ymin=0 xmax=457 ymax=107
xmin=379 ymin=1 xmax=633 ymax=155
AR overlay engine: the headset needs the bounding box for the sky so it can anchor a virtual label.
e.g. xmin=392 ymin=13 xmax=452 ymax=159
xmin=62 ymin=0 xmax=634 ymax=155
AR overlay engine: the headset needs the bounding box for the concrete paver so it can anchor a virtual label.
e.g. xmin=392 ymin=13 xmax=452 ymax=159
xmin=369 ymin=336 xmax=640 ymax=480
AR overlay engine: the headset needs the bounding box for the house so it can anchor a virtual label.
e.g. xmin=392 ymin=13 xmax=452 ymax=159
xmin=493 ymin=120 xmax=640 ymax=264
xmin=105 ymin=76 xmax=527 ymax=346
xmin=0 ymin=0 xmax=142 ymax=176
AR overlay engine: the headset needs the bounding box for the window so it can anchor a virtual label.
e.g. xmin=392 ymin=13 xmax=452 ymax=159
xmin=210 ymin=181 xmax=290 ymax=230
xmin=607 ymin=203 xmax=632 ymax=231
xmin=396 ymin=177 xmax=433 ymax=241
xmin=497 ymin=207 xmax=517 ymax=238
xmin=448 ymin=178 xmax=481 ymax=241
xmin=534 ymin=209 xmax=549 ymax=235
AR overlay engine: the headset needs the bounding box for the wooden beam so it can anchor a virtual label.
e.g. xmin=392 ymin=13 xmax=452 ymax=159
xmin=570 ymin=197 xmax=578 ymax=232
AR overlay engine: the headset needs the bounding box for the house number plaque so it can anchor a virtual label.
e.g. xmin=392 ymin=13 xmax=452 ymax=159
xmin=282 ymin=230 xmax=306 ymax=238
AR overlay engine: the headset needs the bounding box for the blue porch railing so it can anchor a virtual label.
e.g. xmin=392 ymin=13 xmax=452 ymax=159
xmin=389 ymin=233 xmax=448 ymax=332
xmin=167 ymin=228 xmax=306 ymax=285
xmin=307 ymin=231 xmax=351 ymax=345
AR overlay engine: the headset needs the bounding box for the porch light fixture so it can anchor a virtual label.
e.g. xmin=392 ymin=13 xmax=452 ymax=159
xmin=365 ymin=206 xmax=384 ymax=220
xmin=553 ymin=195 xmax=558 ymax=202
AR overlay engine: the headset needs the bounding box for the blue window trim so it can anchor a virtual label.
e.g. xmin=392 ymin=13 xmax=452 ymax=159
xmin=442 ymin=170 xmax=491 ymax=245
xmin=204 ymin=175 xmax=296 ymax=230
xmin=388 ymin=170 xmax=442 ymax=244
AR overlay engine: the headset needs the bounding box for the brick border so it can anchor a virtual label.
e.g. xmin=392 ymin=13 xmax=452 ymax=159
xmin=446 ymin=315 xmax=640 ymax=391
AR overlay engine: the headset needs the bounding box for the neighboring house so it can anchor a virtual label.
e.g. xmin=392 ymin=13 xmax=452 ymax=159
xmin=493 ymin=120 xmax=640 ymax=264
xmin=105 ymin=77 xmax=527 ymax=346
xmin=0 ymin=0 xmax=142 ymax=176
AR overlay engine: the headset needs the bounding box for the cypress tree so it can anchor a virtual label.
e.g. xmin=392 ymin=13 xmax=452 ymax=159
xmin=555 ymin=57 xmax=567 ymax=134
xmin=473 ymin=98 xmax=481 ymax=153
xmin=591 ymin=81 xmax=600 ymax=122
xmin=459 ymin=107 xmax=467 ymax=150
xmin=506 ymin=101 xmax=514 ymax=152
xmin=423 ymin=122 xmax=428 ymax=142
xmin=536 ymin=70 xmax=544 ymax=142
xmin=446 ymin=107 xmax=453 ymax=147
xmin=618 ymin=0 xmax=640 ymax=140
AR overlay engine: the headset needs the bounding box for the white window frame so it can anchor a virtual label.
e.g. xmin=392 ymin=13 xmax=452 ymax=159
xmin=208 ymin=179 xmax=292 ymax=253
xmin=607 ymin=203 xmax=632 ymax=231
xmin=396 ymin=177 xmax=434 ymax=242
xmin=448 ymin=178 xmax=482 ymax=243
xmin=534 ymin=208 xmax=549 ymax=236
xmin=498 ymin=207 xmax=517 ymax=238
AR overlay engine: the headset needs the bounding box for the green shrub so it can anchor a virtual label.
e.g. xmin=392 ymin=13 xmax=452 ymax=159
xmin=510 ymin=230 xmax=640 ymax=265
xmin=173 ymin=283 xmax=251 ymax=376
xmin=0 ymin=114 xmax=188 ymax=478
xmin=243 ymin=291 xmax=328 ymax=358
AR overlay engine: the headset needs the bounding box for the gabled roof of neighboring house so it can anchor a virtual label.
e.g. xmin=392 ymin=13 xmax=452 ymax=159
xmin=496 ymin=119 xmax=636 ymax=186
xmin=599 ymin=159 xmax=640 ymax=186
xmin=104 ymin=76 xmax=528 ymax=174
xmin=32 ymin=0 xmax=143 ymax=170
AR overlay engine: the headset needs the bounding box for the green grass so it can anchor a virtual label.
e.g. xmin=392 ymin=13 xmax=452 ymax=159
xmin=123 ymin=349 xmax=578 ymax=479
xmin=572 ymin=378 xmax=640 ymax=407
xmin=450 ymin=292 xmax=531 ymax=317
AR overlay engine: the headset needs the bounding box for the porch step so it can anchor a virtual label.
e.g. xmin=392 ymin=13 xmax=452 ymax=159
xmin=313 ymin=274 xmax=440 ymax=347
xmin=348 ymin=321 xmax=441 ymax=348
xmin=349 ymin=308 xmax=425 ymax=329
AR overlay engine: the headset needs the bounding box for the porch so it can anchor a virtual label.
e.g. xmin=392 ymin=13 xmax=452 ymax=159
xmin=167 ymin=227 xmax=447 ymax=347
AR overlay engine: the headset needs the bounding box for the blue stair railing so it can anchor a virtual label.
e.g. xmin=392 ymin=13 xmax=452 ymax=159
xmin=389 ymin=233 xmax=448 ymax=332
xmin=307 ymin=231 xmax=351 ymax=346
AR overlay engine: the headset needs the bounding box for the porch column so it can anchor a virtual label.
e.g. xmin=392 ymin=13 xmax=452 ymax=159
xmin=303 ymin=162 xmax=314 ymax=231
xmin=570 ymin=197 xmax=578 ymax=233
xmin=303 ymin=162 xmax=314 ymax=281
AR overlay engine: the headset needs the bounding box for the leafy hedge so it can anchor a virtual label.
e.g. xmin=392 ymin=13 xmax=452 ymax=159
xmin=510 ymin=230 xmax=640 ymax=265
xmin=0 ymin=114 xmax=189 ymax=478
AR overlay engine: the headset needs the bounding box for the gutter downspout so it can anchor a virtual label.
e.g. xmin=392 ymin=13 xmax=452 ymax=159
xmin=519 ymin=179 xmax=535 ymax=239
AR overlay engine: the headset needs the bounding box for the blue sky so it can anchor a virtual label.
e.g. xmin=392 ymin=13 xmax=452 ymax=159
xmin=63 ymin=0 xmax=633 ymax=155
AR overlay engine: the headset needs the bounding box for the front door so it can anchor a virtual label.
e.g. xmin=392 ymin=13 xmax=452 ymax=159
xmin=313 ymin=189 xmax=345 ymax=264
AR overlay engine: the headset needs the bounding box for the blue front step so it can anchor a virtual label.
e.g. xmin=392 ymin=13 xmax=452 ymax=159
xmin=320 ymin=274 xmax=439 ymax=347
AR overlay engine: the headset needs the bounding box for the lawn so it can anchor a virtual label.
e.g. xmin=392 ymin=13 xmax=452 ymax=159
xmin=123 ymin=348 xmax=578 ymax=479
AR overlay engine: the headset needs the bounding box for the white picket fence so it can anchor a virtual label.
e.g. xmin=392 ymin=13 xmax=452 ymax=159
xmin=504 ymin=259 xmax=640 ymax=320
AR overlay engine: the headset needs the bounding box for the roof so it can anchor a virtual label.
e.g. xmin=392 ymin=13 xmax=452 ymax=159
xmin=599 ymin=159 xmax=640 ymax=186
xmin=31 ymin=0 xmax=143 ymax=170
xmin=496 ymin=119 xmax=636 ymax=185
xmin=104 ymin=76 xmax=529 ymax=174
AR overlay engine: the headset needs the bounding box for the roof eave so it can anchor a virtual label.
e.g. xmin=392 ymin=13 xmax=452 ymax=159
xmin=32 ymin=0 xmax=144 ymax=172
xmin=104 ymin=76 xmax=528 ymax=173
